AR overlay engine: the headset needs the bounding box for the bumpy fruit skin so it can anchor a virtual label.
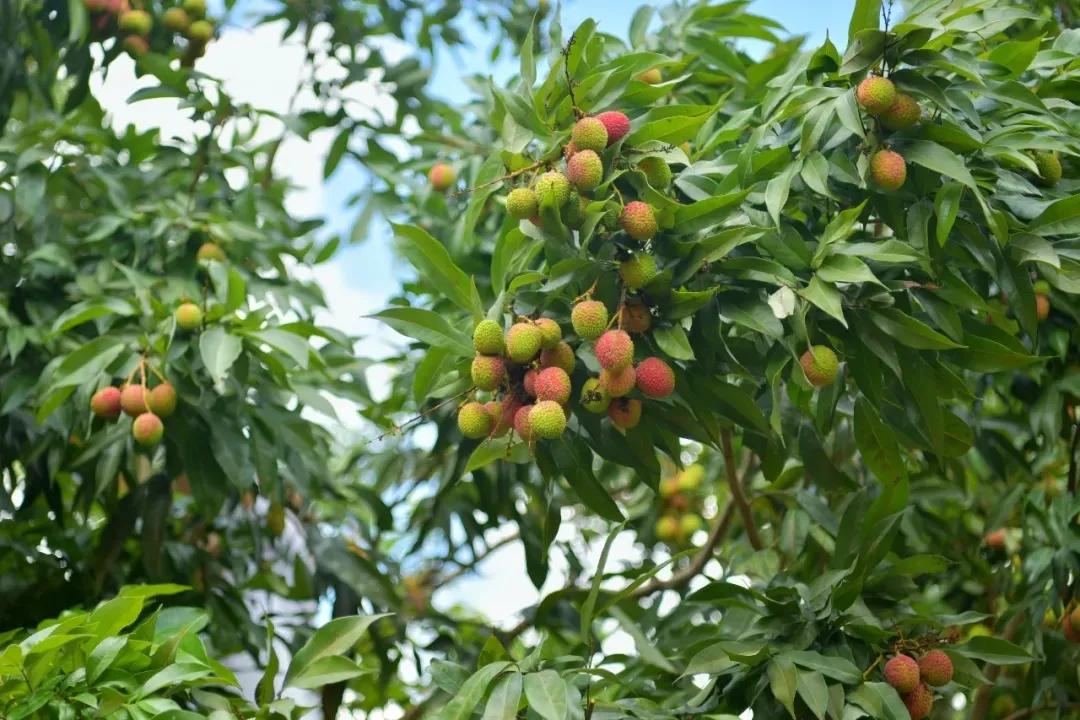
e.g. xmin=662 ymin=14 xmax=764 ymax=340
xmin=800 ymin=346 xmax=839 ymax=387
xmin=918 ymin=650 xmax=953 ymax=687
xmin=183 ymin=0 xmax=206 ymax=17
xmin=619 ymin=254 xmax=659 ymax=291
xmin=655 ymin=515 xmax=679 ymax=542
xmin=534 ymin=318 xmax=562 ymax=349
xmin=636 ymin=357 xmax=675 ymax=398
xmin=1034 ymin=151 xmax=1062 ymax=187
xmin=856 ymin=75 xmax=896 ymax=116
xmin=186 ymin=19 xmax=213 ymax=43
xmin=506 ymin=322 xmax=543 ymax=363
xmin=580 ymin=378 xmax=611 ymax=413
xmin=485 ymin=401 xmax=512 ymax=437
xmin=91 ymin=387 xmax=122 ymax=418
xmin=163 ymin=7 xmax=190 ymax=31
xmin=175 ymin=302 xmax=203 ymax=330
xmin=881 ymin=93 xmax=921 ymax=131
xmin=637 ymin=157 xmax=672 ymax=189
xmin=902 ymin=683 xmax=933 ymax=720
xmin=473 ymin=319 xmax=505 ymax=355
xmin=196 ymin=242 xmax=225 ymax=262
xmin=596 ymin=111 xmax=630 ymax=146
xmin=507 ymin=188 xmax=538 ymax=219
xmin=870 ymin=149 xmax=906 ymax=191
xmin=535 ymin=171 xmax=571 ymax=207
xmin=571 ymin=300 xmax=608 ymax=340
xmin=119 ymin=9 xmax=152 ymax=34
xmin=608 ymin=398 xmax=642 ymax=429
xmin=600 ymin=366 xmax=636 ymax=398
xmin=567 ymin=150 xmax=603 ymax=191
xmin=120 ymin=384 xmax=149 ymax=417
xmin=132 ymin=412 xmax=164 ymax=447
xmin=147 ymin=383 xmax=177 ymax=417
xmin=620 ymin=201 xmax=658 ymax=241
xmin=595 ymin=330 xmax=634 ymax=372
xmin=1036 ymin=293 xmax=1050 ymax=321
xmin=535 ymin=367 xmax=571 ymax=405
xmin=540 ymin=341 xmax=576 ymax=375
xmin=636 ymin=68 xmax=662 ymax=84
xmin=457 ymin=402 xmax=493 ymax=439
xmin=563 ymin=141 xmax=580 ymax=160
xmin=523 ymin=368 xmax=538 ymax=397
xmin=513 ymin=404 xmax=535 ymax=441
xmin=620 ymin=301 xmax=652 ymax=333
xmin=471 ymin=355 xmax=505 ymax=391
xmin=883 ymin=655 xmax=920 ymax=694
xmin=571 ymin=117 xmax=609 ymax=153
xmin=123 ymin=35 xmax=149 ymax=56
xmin=530 ymin=400 xmax=567 ymax=439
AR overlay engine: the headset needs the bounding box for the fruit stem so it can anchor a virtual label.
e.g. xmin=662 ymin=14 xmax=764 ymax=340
xmin=375 ymin=388 xmax=473 ymax=441
xmin=448 ymin=159 xmax=546 ymax=198
xmin=572 ymin=280 xmax=598 ymax=303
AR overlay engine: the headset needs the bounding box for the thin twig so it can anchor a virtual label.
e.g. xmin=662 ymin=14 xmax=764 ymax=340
xmin=1067 ymin=422 xmax=1079 ymax=495
xmin=438 ymin=531 xmax=521 ymax=585
xmin=970 ymin=611 xmax=1026 ymax=719
xmin=448 ymin=159 xmax=546 ymax=198
xmin=627 ymin=501 xmax=735 ymax=599
xmin=721 ymin=429 xmax=763 ymax=550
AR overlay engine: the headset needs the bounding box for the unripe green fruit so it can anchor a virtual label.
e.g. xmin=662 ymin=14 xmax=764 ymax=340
xmin=122 ymin=35 xmax=149 ymax=56
xmin=540 ymin=341 xmax=576 ymax=375
xmin=507 ymin=187 xmax=538 ymax=219
xmin=91 ymin=387 xmax=122 ymax=418
xmin=471 ymin=355 xmax=506 ymax=391
xmin=902 ymin=683 xmax=932 ymax=720
xmin=918 ymin=650 xmax=953 ymax=687
xmin=567 ymin=150 xmax=603 ymax=191
xmin=175 ymin=302 xmax=203 ymax=330
xmin=570 ymin=116 xmax=608 ymax=153
xmin=186 ymin=18 xmax=213 ymax=43
xmin=619 ymin=201 xmax=657 ymax=241
xmin=1033 ymin=280 xmax=1050 ymax=295
xmin=870 ymin=149 xmax=906 ymax=191
xmin=530 ymin=400 xmax=567 ymax=439
xmin=1034 ymin=151 xmax=1062 ymax=187
xmin=120 ymin=384 xmax=149 ymax=417
xmin=163 ymin=7 xmax=190 ymax=31
xmin=595 ymin=111 xmax=630 ymax=146
xmin=473 ymin=319 xmax=505 ymax=355
xmin=595 ymin=329 xmax=634 ymax=372
xmin=147 ymin=382 xmax=177 ymax=417
xmin=513 ymin=404 xmax=535 ymax=441
xmin=428 ymin=163 xmax=456 ymax=191
xmin=883 ymin=655 xmax=920 ymax=694
xmin=635 ymin=357 xmax=674 ymax=398
xmin=119 ymin=9 xmax=152 ymax=34
xmin=506 ymin=322 xmax=543 ymax=363
xmin=267 ymin=501 xmax=285 ymax=536
xmin=678 ymin=464 xmax=704 ymax=491
xmin=564 ymin=194 xmax=588 ymax=229
xmin=132 ymin=412 xmax=164 ymax=446
xmin=619 ymin=254 xmax=658 ymax=291
xmin=534 ymin=367 xmax=571 ymax=405
xmin=535 ymin=171 xmax=571 ymax=207
xmin=619 ymin=301 xmax=652 ymax=333
xmin=599 ymin=366 xmax=636 ymax=398
xmin=534 ymin=317 xmax=561 ymax=349
xmin=182 ymin=0 xmax=206 ymax=17
xmin=580 ymin=378 xmax=610 ymax=413
xmin=636 ymin=68 xmax=661 ymax=84
xmin=659 ymin=476 xmax=680 ymax=499
xmin=855 ymin=75 xmax=896 ymax=116
xmin=457 ymin=402 xmax=493 ymax=439
xmin=881 ymin=93 xmax=921 ymax=131
xmin=679 ymin=514 xmax=703 ymax=538
xmin=637 ymin=156 xmax=672 ymax=189
xmin=608 ymin=397 xmax=642 ymax=429
xmin=800 ymin=345 xmax=839 ymax=387
xmin=571 ymin=300 xmax=608 ymax=340
xmin=196 ymin=242 xmax=225 ymax=262
xmin=655 ymin=515 xmax=679 ymax=542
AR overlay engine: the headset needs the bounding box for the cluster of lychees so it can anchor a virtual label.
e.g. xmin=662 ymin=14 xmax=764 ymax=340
xmin=90 ymin=373 xmax=177 ymax=447
xmin=882 ymin=650 xmax=953 ymax=720
xmin=84 ymin=0 xmax=214 ymax=64
xmin=654 ymin=463 xmax=705 ymax=544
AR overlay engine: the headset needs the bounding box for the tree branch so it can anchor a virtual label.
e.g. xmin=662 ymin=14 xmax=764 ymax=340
xmin=721 ymin=429 xmax=763 ymax=550
xmin=970 ymin=611 xmax=1026 ymax=719
xmin=438 ymin=531 xmax=521 ymax=585
xmin=628 ymin=501 xmax=735 ymax=600
xmin=1067 ymin=422 xmax=1079 ymax=495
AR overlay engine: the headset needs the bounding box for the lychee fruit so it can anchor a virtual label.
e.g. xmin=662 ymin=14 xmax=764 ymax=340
xmin=457 ymin=402 xmax=493 ymax=439
xmin=983 ymin=528 xmax=1006 ymax=550
xmin=570 ymin=116 xmax=608 ymax=153
xmin=147 ymin=382 xmax=177 ymax=417
xmin=485 ymin=400 xmax=512 ymax=437
xmin=473 ymin=319 xmax=504 ymax=355
xmin=540 ymin=341 xmax=576 ymax=375
xmin=132 ymin=412 xmax=164 ymax=447
xmin=680 ymin=514 xmax=703 ymax=538
xmin=901 ymin=683 xmax=932 ymax=720
xmin=507 ymin=188 xmax=538 ymax=219
xmin=530 ymin=400 xmax=567 ymax=439
xmin=1064 ymin=611 xmax=1080 ymax=643
xmin=608 ymin=397 xmax=642 ymax=429
xmin=580 ymin=378 xmax=610 ymax=413
xmin=918 ymin=650 xmax=953 ymax=687
xmin=84 ymin=0 xmax=109 ymax=11
xmin=122 ymin=35 xmax=149 ymax=56
xmin=506 ymin=322 xmax=543 ymax=363
xmin=563 ymin=141 xmax=579 ymax=160
xmin=535 ymin=367 xmax=571 ymax=405
xmin=523 ymin=368 xmax=539 ymax=397
xmin=596 ymin=111 xmax=630 ymax=146
xmin=118 ymin=9 xmax=152 ymax=34
xmin=571 ymin=300 xmax=608 ymax=340
xmin=619 ymin=301 xmax=652 ymax=333
xmin=534 ymin=318 xmax=562 ymax=349
xmin=175 ymin=302 xmax=203 ymax=330
xmin=636 ymin=68 xmax=662 ymax=84
xmin=1036 ymin=293 xmax=1050 ymax=321
xmin=637 ymin=157 xmax=672 ymax=190
xmin=619 ymin=254 xmax=659 ymax=291
xmin=564 ymin=194 xmax=588 ymax=229
xmin=186 ymin=19 xmax=213 ymax=43
xmin=800 ymin=346 xmax=839 ymax=387
xmin=620 ymin=201 xmax=658 ymax=241
xmin=870 ymin=149 xmax=906 ymax=191
xmin=595 ymin=330 xmax=634 ymax=372
xmin=163 ymin=7 xmax=190 ymax=31
xmin=855 ymin=75 xmax=896 ymax=116
xmin=1034 ymin=151 xmax=1062 ymax=187
xmin=120 ymin=384 xmax=149 ymax=417
xmin=600 ymin=366 xmax=636 ymax=398
xmin=513 ymin=404 xmax=535 ymax=441
xmin=196 ymin=242 xmax=225 ymax=262
xmin=567 ymin=150 xmax=603 ymax=191
xmin=883 ymin=654 xmax=920 ymax=694
xmin=635 ymin=357 xmax=675 ymax=398
xmin=428 ymin=163 xmax=456 ymax=192
xmin=91 ymin=387 xmax=122 ymax=418
xmin=471 ymin=355 xmax=506 ymax=391
xmin=1070 ymin=606 xmax=1080 ymax=634
xmin=655 ymin=515 xmax=679 ymax=542
xmin=267 ymin=501 xmax=285 ymax=536
xmin=881 ymin=93 xmax=921 ymax=131
xmin=679 ymin=464 xmax=704 ymax=491
xmin=535 ymin=171 xmax=571 ymax=207
xmin=183 ymin=0 xmax=206 ymax=16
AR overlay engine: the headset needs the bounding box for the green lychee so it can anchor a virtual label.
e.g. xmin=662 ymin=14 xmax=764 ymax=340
xmin=471 ymin=355 xmax=506 ymax=391
xmin=196 ymin=242 xmax=225 ymax=262
xmin=428 ymin=163 xmax=456 ymax=192
xmin=580 ymin=378 xmax=610 ymax=413
xmin=637 ymin=157 xmax=672 ymax=189
xmin=473 ymin=319 xmax=505 ymax=355
xmin=534 ymin=317 xmax=562 ymax=349
xmin=619 ymin=201 xmax=657 ymax=241
xmin=163 ymin=6 xmax=190 ymax=31
xmin=870 ymin=149 xmax=906 ymax=191
xmin=678 ymin=464 xmax=704 ymax=491
xmin=120 ymin=384 xmax=149 ymax=417
xmin=567 ymin=149 xmax=603 ymax=191
xmin=655 ymin=515 xmax=679 ymax=542
xmin=186 ymin=19 xmax=213 ymax=43
xmin=267 ymin=501 xmax=285 ymax=536
xmin=564 ymin=194 xmax=588 ymax=229
xmin=883 ymin=655 xmax=920 ymax=694
xmin=540 ymin=341 xmax=576 ymax=375
xmin=507 ymin=188 xmax=538 ymax=219
xmin=182 ymin=0 xmax=206 ymax=17
xmin=881 ymin=93 xmax=921 ymax=131
xmin=619 ymin=254 xmax=658 ymax=291
xmin=457 ymin=402 xmax=493 ymax=439
xmin=119 ymin=9 xmax=152 ymax=34
xmin=91 ymin=387 xmax=122 ymax=418
xmin=1034 ymin=151 xmax=1062 ymax=187
xmin=529 ymin=400 xmax=567 ymax=439
xmin=534 ymin=367 xmax=571 ymax=405
xmin=132 ymin=412 xmax=164 ymax=446
xmin=571 ymin=300 xmax=608 ymax=341
xmin=635 ymin=357 xmax=674 ymax=398
xmin=599 ymin=366 xmax=636 ymax=398
xmin=175 ymin=302 xmax=203 ymax=330
xmin=608 ymin=397 xmax=642 ymax=429
xmin=147 ymin=382 xmax=177 ymax=417
xmin=680 ymin=514 xmax=703 ymax=538
xmin=570 ymin=116 xmax=608 ymax=153
xmin=596 ymin=111 xmax=630 ymax=146
xmin=800 ymin=346 xmax=839 ymax=387
xmin=506 ymin=322 xmax=543 ymax=363
xmin=918 ymin=650 xmax=953 ymax=687
xmin=535 ymin=171 xmax=571 ymax=207
xmin=595 ymin=329 xmax=634 ymax=372
xmin=855 ymin=75 xmax=896 ymax=116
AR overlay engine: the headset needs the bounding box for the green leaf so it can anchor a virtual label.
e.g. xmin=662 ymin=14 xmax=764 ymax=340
xmin=392 ymin=223 xmax=482 ymax=317
xmin=799 ymin=277 xmax=847 ymax=327
xmin=768 ymin=657 xmax=798 ymax=719
xmin=86 ymin=636 xmax=127 ymax=684
xmin=953 ymin=636 xmax=1034 ymax=665
xmin=523 ymin=670 xmax=568 ymax=720
xmin=812 ymin=200 xmax=866 ymax=267
xmin=816 ymin=255 xmax=881 ymax=285
xmin=1029 ymin=194 xmax=1080 ymax=236
xmin=289 ymin=656 xmax=370 ymax=689
xmin=766 ymin=160 xmax=801 ymax=228
xmin=371 ymin=307 xmax=473 ymax=356
xmin=284 ymin=614 xmax=390 ymax=686
xmin=783 ymin=650 xmax=862 ymax=684
xmin=853 ymin=399 xmax=905 ymax=484
xmin=847 ymin=0 xmax=880 ymax=42
xmin=249 ymin=329 xmax=311 ymax=369
xmin=482 ymin=671 xmax=523 ymax=720
xmin=653 ymin=324 xmax=695 ymax=360
xmin=871 ymin=308 xmax=963 ymax=350
xmin=796 ymin=670 xmax=828 ymax=720
xmin=904 ymin=140 xmax=977 ymax=190
xmin=609 ymin=607 xmax=678 ymax=673
xmin=934 ymin=182 xmax=963 ymax=246
xmin=199 ymin=327 xmax=243 ymax=390
xmin=139 ymin=663 xmax=212 ymax=698
xmin=581 ymin=522 xmax=626 ymax=642
xmin=671 ymin=191 xmax=749 ymax=235
xmin=625 ymin=105 xmax=718 ymax=146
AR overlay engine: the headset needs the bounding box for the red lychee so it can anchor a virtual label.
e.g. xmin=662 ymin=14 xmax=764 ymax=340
xmin=883 ymin=654 xmax=920 ymax=694
xmin=856 ymin=75 xmax=896 ymax=116
xmin=535 ymin=367 xmax=571 ymax=405
xmin=91 ymin=387 xmax=122 ymax=419
xmin=635 ymin=357 xmax=675 ymax=398
xmin=596 ymin=111 xmax=630 ymax=146
xmin=620 ymin=201 xmax=657 ymax=241
xmin=595 ymin=330 xmax=634 ymax=372
xmin=870 ymin=149 xmax=906 ymax=191
xmin=599 ymin=366 xmax=636 ymax=398
xmin=514 ymin=404 xmax=535 ymax=441
xmin=918 ymin=650 xmax=953 ymax=687
xmin=608 ymin=398 xmax=642 ymax=430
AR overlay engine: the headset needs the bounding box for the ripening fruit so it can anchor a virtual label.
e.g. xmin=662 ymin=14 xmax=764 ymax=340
xmin=1036 ymin=293 xmax=1050 ymax=321
xmin=147 ymin=382 xmax=177 ymax=417
xmin=507 ymin=188 xmax=539 ymax=219
xmin=91 ymin=387 xmax=122 ymax=418
xmin=523 ymin=368 xmax=538 ymax=397
xmin=122 ymin=35 xmax=149 ymax=56
xmin=619 ymin=201 xmax=658 ymax=241
xmin=679 ymin=464 xmax=704 ymax=491
xmin=918 ymin=650 xmax=953 ymax=687
xmin=485 ymin=400 xmax=511 ymax=438
xmin=571 ymin=300 xmax=608 ymax=341
xmin=567 ymin=150 xmax=603 ymax=191
xmin=175 ymin=302 xmax=203 ymax=330
xmin=580 ymin=378 xmax=610 ymax=413
xmin=196 ymin=242 xmax=225 ymax=262
xmin=881 ymin=93 xmax=921 ymax=131
xmin=564 ymin=194 xmax=588 ymax=229
xmin=619 ymin=301 xmax=652 ymax=334
xmin=636 ymin=357 xmax=675 ymax=398
xmin=563 ymin=141 xmax=579 ymax=160
xmin=534 ymin=318 xmax=562 ymax=349
xmin=636 ymin=68 xmax=662 ymax=84
xmin=1070 ymin=606 xmax=1080 ymax=634
xmin=883 ymin=655 xmax=920 ymax=694
xmin=119 ymin=9 xmax=152 ymax=34
xmin=855 ymin=75 xmax=896 ymax=116
xmin=540 ymin=341 xmax=575 ymax=375
xmin=530 ymin=400 xmax=567 ymax=439
xmin=471 ymin=355 xmax=506 ymax=391
xmin=600 ymin=366 xmax=636 ymax=398
xmin=637 ymin=157 xmax=672 ymax=190
xmin=186 ymin=19 xmax=213 ymax=43
xmin=655 ymin=515 xmax=679 ymax=542
xmin=132 ymin=412 xmax=164 ymax=447
xmin=513 ymin=404 xmax=535 ymax=441
xmin=428 ymin=163 xmax=456 ymax=192
xmin=1034 ymin=151 xmax=1062 ymax=187
xmin=619 ymin=254 xmax=659 ymax=291
xmin=608 ymin=398 xmax=642 ymax=429
xmin=800 ymin=346 xmax=839 ymax=387
xmin=84 ymin=0 xmax=109 ymax=11
xmin=457 ymin=402 xmax=493 ymax=439
xmin=473 ymin=319 xmax=504 ymax=355
xmin=535 ymin=171 xmax=571 ymax=207
xmin=679 ymin=514 xmax=703 ymax=538
xmin=1064 ymin=611 xmax=1080 ymax=643
xmin=506 ymin=322 xmax=543 ymax=363
xmin=659 ymin=476 xmax=680 ymax=498
xmin=120 ymin=384 xmax=149 ymax=417
xmin=535 ymin=367 xmax=571 ymax=405
xmin=595 ymin=330 xmax=634 ymax=372
xmin=870 ymin=149 xmax=906 ymax=191
xmin=267 ymin=501 xmax=285 ymax=537
xmin=902 ymin=684 xmax=932 ymax=720
xmin=571 ymin=116 xmax=609 ymax=153
xmin=596 ymin=110 xmax=630 ymax=146
xmin=163 ymin=7 xmax=190 ymax=31
xmin=182 ymin=0 xmax=206 ymax=16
